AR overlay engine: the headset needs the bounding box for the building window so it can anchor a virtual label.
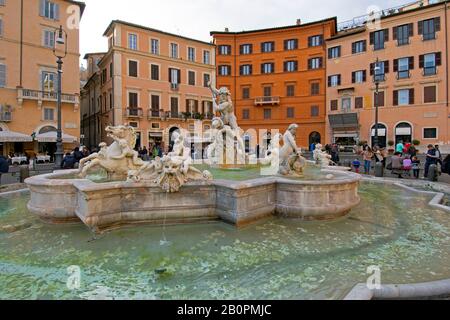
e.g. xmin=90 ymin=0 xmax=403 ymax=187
xmin=242 ymin=87 xmax=250 ymax=99
xmin=170 ymin=97 xmax=179 ymax=116
xmin=328 ymin=46 xmax=341 ymax=59
xmin=0 ymin=17 xmax=3 ymax=37
xmin=286 ymin=85 xmax=295 ymax=97
xmin=261 ymin=41 xmax=275 ymax=53
xmin=287 ymin=107 xmax=294 ymax=118
xmin=370 ymin=29 xmax=388 ymax=50
xmin=284 ymin=61 xmax=298 ymax=72
xmin=150 ymin=39 xmax=159 ymax=55
xmin=110 ymin=62 xmax=113 ymax=78
xmin=219 ymin=65 xmax=231 ymax=76
xmin=394 ymin=89 xmax=414 ymax=106
xmin=43 ymin=108 xmax=54 ymax=121
xmin=330 ymin=100 xmax=338 ymax=111
xmin=240 ymin=44 xmax=253 ymax=55
xmin=395 ymin=57 xmax=413 ymax=79
xmin=0 ymin=64 xmax=5 ymax=87
xmin=311 ymin=105 xmax=319 ymax=117
xmin=219 ymin=45 xmax=231 ymax=55
xmin=424 ymin=128 xmax=437 ymax=139
xmin=43 ymin=30 xmax=55 ymax=48
xmin=341 ymin=97 xmax=351 ymax=112
xmin=261 ymin=63 xmax=274 ymax=74
xmin=355 ymin=97 xmax=364 ymax=109
xmin=128 ymin=60 xmax=138 ymax=77
xmin=424 ymin=86 xmax=437 ymax=103
xmin=263 ymin=86 xmax=272 ymax=97
xmin=308 ymin=57 xmax=322 ymax=70
xmin=374 ymin=91 xmax=385 ymax=107
xmin=394 ymin=24 xmax=412 ymax=46
xmin=352 ymin=40 xmax=366 ymax=54
xmin=328 ymin=74 xmax=341 ymax=87
xmin=188 ymin=71 xmax=196 ymax=86
xmin=308 ymin=35 xmax=323 ymax=47
xmin=150 ymin=64 xmax=159 ymax=80
xmin=203 ymin=50 xmax=211 ymax=64
xmin=240 ymin=64 xmax=252 ymax=76
xmin=352 ymin=70 xmax=366 ymax=83
xmin=128 ymin=92 xmax=138 ymax=108
xmin=150 ymin=95 xmax=160 ymax=113
xmin=371 ymin=60 xmax=388 ymax=82
xmin=41 ymin=71 xmax=57 ymax=92
xmin=263 ymin=108 xmax=271 ymax=119
xmin=311 ymin=83 xmax=320 ymax=95
xmin=243 ymin=109 xmax=250 ymax=120
xmin=420 ymin=52 xmax=440 ymax=76
xmin=284 ymin=39 xmax=298 ymax=50
xmin=168 ymin=68 xmax=181 ymax=84
xmin=187 ymin=47 xmax=196 ymax=62
xmin=203 ymin=73 xmax=210 ymax=88
xmin=419 ymin=17 xmax=440 ymax=41
xmin=170 ymin=43 xmax=178 ymax=58
xmin=128 ymin=33 xmax=138 ymax=50
xmin=40 ymin=0 xmax=59 ymax=20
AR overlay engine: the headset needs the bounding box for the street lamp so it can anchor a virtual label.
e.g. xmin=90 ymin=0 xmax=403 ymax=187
xmin=52 ymin=25 xmax=68 ymax=169
xmin=373 ymin=58 xmax=381 ymax=148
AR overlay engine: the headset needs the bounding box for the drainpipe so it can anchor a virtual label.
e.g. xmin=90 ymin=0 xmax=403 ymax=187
xmin=19 ymin=0 xmax=23 ymax=86
xmin=445 ymin=1 xmax=449 ymax=147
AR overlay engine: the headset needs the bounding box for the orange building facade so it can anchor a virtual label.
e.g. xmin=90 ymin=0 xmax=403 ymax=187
xmin=326 ymin=1 xmax=450 ymax=152
xmin=0 ymin=0 xmax=84 ymax=158
xmin=90 ymin=20 xmax=216 ymax=153
xmin=211 ymin=18 xmax=337 ymax=149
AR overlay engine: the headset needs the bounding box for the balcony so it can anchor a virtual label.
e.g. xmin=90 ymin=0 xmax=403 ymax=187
xmin=254 ymin=96 xmax=280 ymax=106
xmin=17 ymin=88 xmax=79 ymax=109
xmin=423 ymin=67 xmax=437 ymax=76
xmin=125 ymin=108 xmax=144 ymax=118
xmin=170 ymin=83 xmax=180 ymax=91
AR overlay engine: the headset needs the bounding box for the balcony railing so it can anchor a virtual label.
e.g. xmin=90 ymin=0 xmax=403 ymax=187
xmin=0 ymin=112 xmax=12 ymax=122
xmin=170 ymin=83 xmax=179 ymax=91
xmin=423 ymin=66 xmax=437 ymax=76
xmin=17 ymin=88 xmax=79 ymax=107
xmin=254 ymin=96 xmax=280 ymax=106
xmin=126 ymin=108 xmax=144 ymax=118
xmin=146 ymin=109 xmax=214 ymax=121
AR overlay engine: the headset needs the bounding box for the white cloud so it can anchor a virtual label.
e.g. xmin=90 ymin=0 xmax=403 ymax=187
xmin=79 ymin=0 xmax=408 ymax=65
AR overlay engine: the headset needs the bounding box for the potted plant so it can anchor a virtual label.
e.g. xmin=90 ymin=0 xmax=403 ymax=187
xmin=388 ymin=140 xmax=395 ymax=154
xmin=412 ymin=139 xmax=420 ymax=147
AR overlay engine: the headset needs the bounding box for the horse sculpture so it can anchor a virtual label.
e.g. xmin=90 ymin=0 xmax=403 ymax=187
xmin=79 ymin=125 xmax=145 ymax=180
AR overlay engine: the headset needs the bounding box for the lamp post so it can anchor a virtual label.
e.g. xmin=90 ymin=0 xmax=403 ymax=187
xmin=52 ymin=25 xmax=67 ymax=169
xmin=373 ymin=58 xmax=381 ymax=148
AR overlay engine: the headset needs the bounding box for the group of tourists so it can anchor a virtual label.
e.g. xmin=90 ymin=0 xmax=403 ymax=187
xmin=61 ymin=146 xmax=91 ymax=169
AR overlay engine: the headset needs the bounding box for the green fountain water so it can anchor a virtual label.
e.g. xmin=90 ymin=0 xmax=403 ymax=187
xmin=1 ymin=180 xmax=450 ymax=300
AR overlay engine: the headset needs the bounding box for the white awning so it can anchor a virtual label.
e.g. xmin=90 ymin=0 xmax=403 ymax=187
xmin=396 ymin=128 xmax=412 ymax=135
xmin=334 ymin=133 xmax=358 ymax=138
xmin=36 ymin=131 xmax=78 ymax=143
xmin=372 ymin=129 xmax=387 ymax=137
xmin=0 ymin=130 xmax=33 ymax=143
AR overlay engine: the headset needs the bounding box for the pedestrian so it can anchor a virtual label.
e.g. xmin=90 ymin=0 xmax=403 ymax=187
xmin=412 ymin=156 xmax=421 ymax=179
xmin=330 ymin=143 xmax=340 ymax=165
xmin=73 ymin=147 xmax=84 ymax=163
xmin=61 ymin=153 xmax=76 ymax=169
xmin=424 ymin=144 xmax=438 ymax=178
xmin=442 ymin=155 xmax=450 ymax=175
xmin=363 ymin=146 xmax=373 ymax=174
xmin=391 ymin=152 xmax=404 ymax=178
xmin=435 ymin=145 xmax=443 ymax=167
xmin=408 ymin=144 xmax=417 ymax=159
xmin=352 ymin=158 xmax=361 ymax=173
xmin=310 ymin=142 xmax=316 ymax=152
xmin=396 ymin=140 xmax=404 ymax=155
xmin=0 ymin=155 xmax=9 ymax=185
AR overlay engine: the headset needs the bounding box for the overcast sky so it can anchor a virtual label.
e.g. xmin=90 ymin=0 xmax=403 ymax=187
xmin=79 ymin=0 xmax=408 ymax=66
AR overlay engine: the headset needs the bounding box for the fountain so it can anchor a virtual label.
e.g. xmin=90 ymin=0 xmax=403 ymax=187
xmin=25 ymin=86 xmax=361 ymax=233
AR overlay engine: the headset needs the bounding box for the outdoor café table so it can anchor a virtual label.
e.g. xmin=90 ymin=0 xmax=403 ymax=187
xmin=11 ymin=157 xmax=27 ymax=165
xmin=37 ymin=155 xmax=51 ymax=163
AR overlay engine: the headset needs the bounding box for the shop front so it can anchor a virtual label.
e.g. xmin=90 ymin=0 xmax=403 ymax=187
xmin=328 ymin=113 xmax=359 ymax=152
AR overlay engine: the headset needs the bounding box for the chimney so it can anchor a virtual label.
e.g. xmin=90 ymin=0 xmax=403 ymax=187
xmin=296 ymin=19 xmax=301 ymax=25
xmin=225 ymin=27 xmax=229 ymax=32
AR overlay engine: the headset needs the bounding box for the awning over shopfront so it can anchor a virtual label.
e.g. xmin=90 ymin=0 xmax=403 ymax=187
xmin=328 ymin=113 xmax=359 ymax=129
xmin=0 ymin=130 xmax=33 ymax=143
xmin=36 ymin=132 xmax=78 ymax=143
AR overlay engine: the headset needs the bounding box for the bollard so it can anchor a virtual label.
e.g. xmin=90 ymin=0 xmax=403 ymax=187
xmin=428 ymin=164 xmax=438 ymax=182
xmin=375 ymin=162 xmax=384 ymax=177
xmin=19 ymin=165 xmax=30 ymax=183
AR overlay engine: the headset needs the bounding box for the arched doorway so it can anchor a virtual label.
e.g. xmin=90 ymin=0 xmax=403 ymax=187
xmin=309 ymin=132 xmax=321 ymax=147
xmin=395 ymin=122 xmax=412 ymax=146
xmin=371 ymin=123 xmax=387 ymax=148
xmin=168 ymin=127 xmax=180 ymax=152
xmin=38 ymin=126 xmax=57 ymax=159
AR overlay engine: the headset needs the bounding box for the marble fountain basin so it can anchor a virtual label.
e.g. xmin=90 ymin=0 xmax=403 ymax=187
xmin=25 ymin=169 xmax=361 ymax=233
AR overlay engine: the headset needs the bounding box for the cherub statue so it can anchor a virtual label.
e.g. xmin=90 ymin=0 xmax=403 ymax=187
xmin=278 ymin=124 xmax=306 ymax=176
xmin=168 ymin=131 xmax=192 ymax=175
xmin=313 ymin=143 xmax=333 ymax=168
